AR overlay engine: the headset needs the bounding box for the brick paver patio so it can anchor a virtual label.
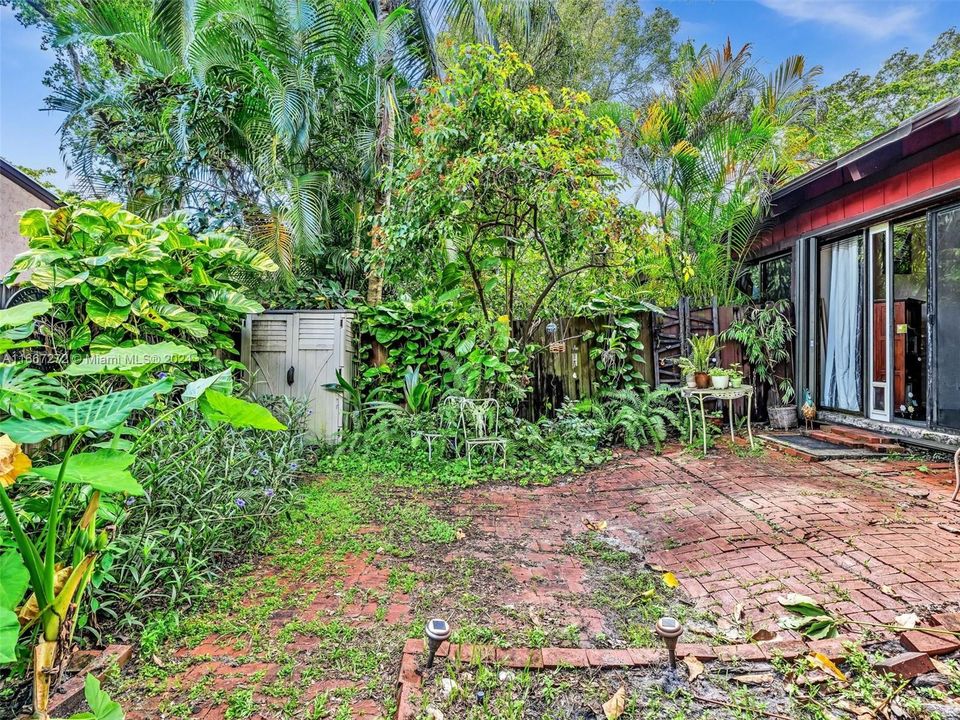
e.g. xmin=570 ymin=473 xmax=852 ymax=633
xmin=119 ymin=446 xmax=960 ymax=719
xmin=453 ymin=447 xmax=960 ymax=639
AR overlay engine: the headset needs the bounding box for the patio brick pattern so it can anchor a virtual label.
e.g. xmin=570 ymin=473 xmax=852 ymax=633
xmin=120 ymin=447 xmax=960 ymax=719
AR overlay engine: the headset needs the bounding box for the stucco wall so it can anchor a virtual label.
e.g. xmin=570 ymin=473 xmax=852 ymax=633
xmin=1 ymin=174 xmax=55 ymax=276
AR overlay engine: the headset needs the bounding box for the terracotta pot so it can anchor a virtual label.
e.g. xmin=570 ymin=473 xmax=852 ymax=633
xmin=694 ymin=372 xmax=710 ymax=389
xmin=711 ymin=375 xmax=730 ymax=389
xmin=768 ymin=405 xmax=798 ymax=430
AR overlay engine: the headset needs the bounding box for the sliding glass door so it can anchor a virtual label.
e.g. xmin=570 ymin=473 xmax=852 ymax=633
xmin=819 ymin=236 xmax=863 ymax=412
xmin=934 ymin=205 xmax=960 ymax=429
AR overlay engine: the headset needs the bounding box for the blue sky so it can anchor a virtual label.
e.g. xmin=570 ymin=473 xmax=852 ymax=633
xmin=1 ymin=0 xmax=957 ymax=188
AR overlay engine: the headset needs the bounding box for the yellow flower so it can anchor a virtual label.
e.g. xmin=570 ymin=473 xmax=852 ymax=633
xmin=497 ymin=315 xmax=509 ymax=324
xmin=0 ymin=434 xmax=31 ymax=488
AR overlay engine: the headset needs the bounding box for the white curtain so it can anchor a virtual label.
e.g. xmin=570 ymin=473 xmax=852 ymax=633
xmin=822 ymin=238 xmax=861 ymax=411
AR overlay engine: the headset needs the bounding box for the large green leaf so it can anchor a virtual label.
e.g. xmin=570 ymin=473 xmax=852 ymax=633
xmin=149 ymin=303 xmax=208 ymax=338
xmin=0 ymin=550 xmax=28 ymax=665
xmin=63 ymin=343 xmax=199 ymax=376
xmin=33 ymin=450 xmax=143 ymax=496
xmin=0 ymin=300 xmax=51 ymax=328
xmin=205 ymin=289 xmax=264 ymax=314
xmin=0 ymin=363 xmax=68 ymax=416
xmin=0 ymin=608 xmax=19 ymax=664
xmin=0 ymin=378 xmax=174 ymax=443
xmin=0 ymin=550 xmax=28 ymax=610
xmin=62 ymin=674 xmax=125 ymax=720
xmin=182 ymin=370 xmax=233 ymax=400
xmin=199 ymin=390 xmax=286 ymax=431
xmin=86 ymin=294 xmax=131 ymax=329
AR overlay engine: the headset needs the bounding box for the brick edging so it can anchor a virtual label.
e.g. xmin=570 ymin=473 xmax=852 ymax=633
xmin=46 ymin=644 xmax=134 ymax=715
xmin=394 ymin=635 xmax=859 ymax=719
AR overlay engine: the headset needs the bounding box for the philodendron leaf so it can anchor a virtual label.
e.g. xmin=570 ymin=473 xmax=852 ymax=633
xmin=62 ymin=343 xmax=199 ymax=376
xmin=199 ymin=390 xmax=287 ymax=431
xmin=0 ymin=300 xmax=51 ymax=328
xmin=33 ymin=450 xmax=143 ymax=496
xmin=0 ymin=377 xmax=174 ymax=443
xmin=204 ymin=289 xmax=264 ymax=314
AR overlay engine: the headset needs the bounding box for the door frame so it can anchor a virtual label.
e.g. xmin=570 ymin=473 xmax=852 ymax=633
xmin=867 ymin=222 xmax=893 ymax=422
xmin=929 ymin=201 xmax=960 ymax=431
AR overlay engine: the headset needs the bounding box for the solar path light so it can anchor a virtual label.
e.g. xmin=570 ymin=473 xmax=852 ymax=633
xmin=425 ymin=618 xmax=451 ymax=668
xmin=655 ymin=617 xmax=684 ymax=670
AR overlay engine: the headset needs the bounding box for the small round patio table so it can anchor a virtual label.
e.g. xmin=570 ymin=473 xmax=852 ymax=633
xmin=680 ymin=385 xmax=755 ymax=454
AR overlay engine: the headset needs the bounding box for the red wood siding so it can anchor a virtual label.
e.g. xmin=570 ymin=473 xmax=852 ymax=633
xmin=759 ymin=147 xmax=960 ymax=248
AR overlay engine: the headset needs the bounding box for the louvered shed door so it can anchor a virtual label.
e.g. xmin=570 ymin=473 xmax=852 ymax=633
xmin=293 ymin=313 xmax=341 ymax=441
xmin=247 ymin=315 xmax=294 ymax=397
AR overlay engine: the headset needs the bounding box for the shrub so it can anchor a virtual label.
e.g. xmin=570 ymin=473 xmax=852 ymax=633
xmin=4 ymin=201 xmax=277 ymax=370
xmin=88 ymin=397 xmax=310 ymax=635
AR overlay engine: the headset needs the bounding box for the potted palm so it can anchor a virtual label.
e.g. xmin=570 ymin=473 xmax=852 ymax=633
xmin=688 ymin=334 xmax=717 ymax=389
xmin=721 ymin=300 xmax=797 ymax=429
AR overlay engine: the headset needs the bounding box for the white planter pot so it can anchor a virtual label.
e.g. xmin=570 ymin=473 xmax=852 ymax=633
xmin=711 ymin=375 xmax=730 ymax=389
xmin=686 ymin=374 xmax=697 ymax=388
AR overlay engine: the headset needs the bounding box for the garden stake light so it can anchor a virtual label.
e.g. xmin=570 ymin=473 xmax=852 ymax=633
xmin=655 ymin=616 xmax=684 ymax=670
xmin=425 ymin=618 xmax=451 ymax=668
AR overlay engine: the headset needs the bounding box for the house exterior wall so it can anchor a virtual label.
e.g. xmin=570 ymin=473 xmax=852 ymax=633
xmin=1 ymin=172 xmax=57 ymax=276
xmin=757 ymin=146 xmax=960 ymax=252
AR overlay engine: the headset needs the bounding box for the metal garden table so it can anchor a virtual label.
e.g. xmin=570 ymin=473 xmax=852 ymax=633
xmin=680 ymin=385 xmax=755 ymax=454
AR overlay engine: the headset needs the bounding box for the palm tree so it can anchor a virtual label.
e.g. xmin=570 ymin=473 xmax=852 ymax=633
xmin=49 ymin=0 xmax=556 ymax=299
xmin=621 ymin=40 xmax=822 ymax=305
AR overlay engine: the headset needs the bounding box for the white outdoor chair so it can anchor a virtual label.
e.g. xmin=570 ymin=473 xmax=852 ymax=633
xmin=455 ymin=397 xmax=507 ymax=469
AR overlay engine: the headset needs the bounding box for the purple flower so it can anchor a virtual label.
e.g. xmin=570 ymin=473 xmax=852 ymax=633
xmin=251 ymin=468 xmax=259 ymax=476
xmin=264 ymin=488 xmax=275 ymax=498
xmin=156 ymin=372 xmax=168 ymax=379
xmin=288 ymin=462 xmax=298 ymax=471
xmin=125 ymin=497 xmax=136 ymax=507
xmin=234 ymin=497 xmax=246 ymax=509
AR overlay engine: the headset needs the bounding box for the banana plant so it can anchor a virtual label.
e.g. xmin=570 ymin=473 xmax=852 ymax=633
xmin=0 ymin=344 xmax=285 ymax=718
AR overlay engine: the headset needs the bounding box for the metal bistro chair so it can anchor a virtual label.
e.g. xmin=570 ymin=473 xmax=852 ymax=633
xmin=418 ymin=397 xmax=461 ymax=461
xmin=456 ymin=397 xmax=507 ymax=469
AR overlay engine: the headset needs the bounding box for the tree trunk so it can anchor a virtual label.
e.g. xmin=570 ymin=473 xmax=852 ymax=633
xmin=366 ymin=0 xmax=397 ymax=308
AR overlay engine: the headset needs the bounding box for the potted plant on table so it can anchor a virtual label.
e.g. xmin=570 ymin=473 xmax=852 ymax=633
xmin=709 ymin=367 xmax=731 ymax=389
xmin=729 ymin=363 xmax=744 ymax=388
xmin=688 ymin=334 xmax=717 ymax=389
xmin=676 ymin=357 xmax=697 ymax=388
xmin=721 ymin=300 xmax=797 ymax=429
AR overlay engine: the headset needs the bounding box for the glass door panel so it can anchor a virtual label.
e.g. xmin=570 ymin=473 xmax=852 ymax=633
xmin=934 ymin=205 xmax=960 ymax=429
xmin=892 ymin=218 xmax=927 ymax=422
xmin=869 ymin=224 xmax=892 ymax=421
xmin=819 ymin=236 xmax=863 ymax=412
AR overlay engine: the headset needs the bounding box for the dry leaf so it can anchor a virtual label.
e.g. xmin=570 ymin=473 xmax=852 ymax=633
xmin=455 ymin=529 xmax=466 ymax=541
xmin=662 ymin=572 xmax=680 ymax=589
xmin=602 ymin=686 xmax=626 ymax=720
xmin=733 ymin=603 xmax=744 ymax=623
xmin=584 ymin=518 xmax=608 ymax=532
xmin=880 ymin=585 xmax=902 ymax=599
xmin=894 ymin=612 xmax=919 ymax=629
xmin=425 ymin=707 xmax=444 ymax=720
xmin=733 ymin=673 xmax=774 ymax=685
xmin=938 ymin=523 xmax=960 ymax=535
xmin=931 ymin=657 xmax=956 ymax=677
xmin=808 ymin=651 xmax=847 ymax=682
xmin=749 ymin=628 xmax=777 ymax=642
xmin=683 ymin=654 xmax=705 ymax=682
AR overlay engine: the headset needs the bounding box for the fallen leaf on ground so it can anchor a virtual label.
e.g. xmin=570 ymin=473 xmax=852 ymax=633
xmin=425 ymin=707 xmax=444 ymax=720
xmin=455 ymin=529 xmax=466 ymax=540
xmin=749 ymin=628 xmax=777 ymax=642
xmin=602 ymin=686 xmax=626 ymax=720
xmin=683 ymin=654 xmax=705 ymax=682
xmin=808 ymin=651 xmax=847 ymax=682
xmin=584 ymin=518 xmax=608 ymax=532
xmin=931 ymin=657 xmax=957 ymax=676
xmin=938 ymin=523 xmax=960 ymax=535
xmin=894 ymin=612 xmax=919 ymax=629
xmin=662 ymin=572 xmax=680 ymax=589
xmin=733 ymin=603 xmax=744 ymax=623
xmin=880 ymin=584 xmax=901 ymax=598
xmin=733 ymin=673 xmax=774 ymax=685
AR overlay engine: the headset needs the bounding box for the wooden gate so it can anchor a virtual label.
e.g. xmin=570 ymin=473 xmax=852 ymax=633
xmin=654 ymin=297 xmax=720 ymax=385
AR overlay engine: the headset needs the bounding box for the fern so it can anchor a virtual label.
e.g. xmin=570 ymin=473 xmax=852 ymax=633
xmin=600 ymin=386 xmax=681 ymax=453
